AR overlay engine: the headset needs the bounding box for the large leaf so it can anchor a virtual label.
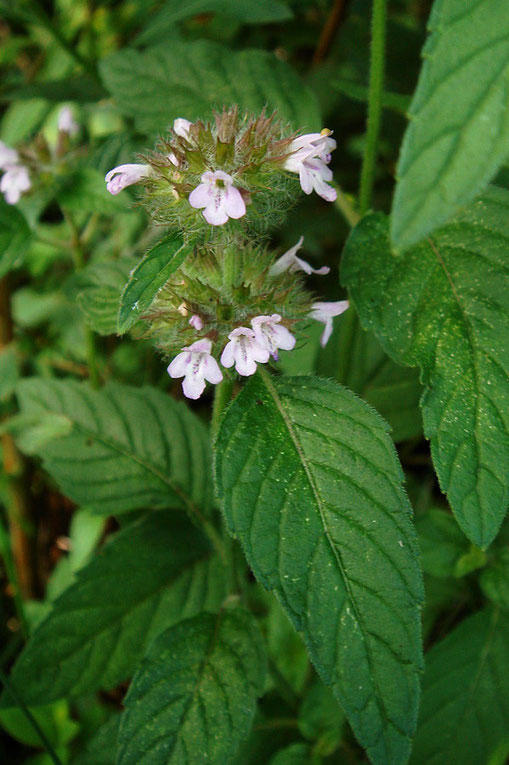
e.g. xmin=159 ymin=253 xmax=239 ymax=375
xmin=342 ymin=189 xmax=509 ymax=547
xmin=410 ymin=608 xmax=509 ymax=765
xmin=99 ymin=41 xmax=321 ymax=134
xmin=2 ymin=511 xmax=227 ymax=706
xmin=215 ymin=374 xmax=423 ymax=765
xmin=138 ymin=0 xmax=292 ymax=45
xmin=117 ymin=232 xmax=190 ymax=334
xmin=0 ymin=198 xmax=31 ymax=277
xmin=117 ymin=609 xmax=266 ymax=765
xmin=391 ymin=0 xmax=509 ymax=250
xmin=78 ymin=258 xmax=137 ymax=336
xmin=16 ymin=379 xmax=212 ymax=516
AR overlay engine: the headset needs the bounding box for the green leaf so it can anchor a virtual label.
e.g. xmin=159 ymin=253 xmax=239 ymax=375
xmin=117 ymin=233 xmax=190 ymax=334
xmin=410 ymin=608 xmax=509 ymax=765
xmin=78 ymin=258 xmax=137 ymax=335
xmin=391 ymin=0 xmax=509 ymax=250
xmin=480 ymin=549 xmax=509 ymax=610
xmin=0 ymin=75 xmax=106 ymax=103
xmin=0 ymin=344 xmax=19 ymax=401
xmin=16 ymin=379 xmax=212 ymax=516
xmin=57 ymin=168 xmax=125 ymax=215
xmin=0 ymin=198 xmax=31 ymax=277
xmin=3 ymin=511 xmax=227 ymax=706
xmin=342 ymin=191 xmax=509 ymax=547
xmin=116 ymin=609 xmax=266 ymax=765
xmin=99 ymin=41 xmax=321 ymax=134
xmin=0 ymin=700 xmax=78 ymax=749
xmin=71 ymin=715 xmax=119 ymax=765
xmin=215 ymin=373 xmax=423 ymax=765
xmin=269 ymin=743 xmax=312 ymax=765
xmin=416 ymin=509 xmax=469 ymax=578
xmin=138 ymin=0 xmax=293 ymax=45
xmin=298 ymin=679 xmax=344 ymax=754
xmin=319 ymin=311 xmax=423 ymax=443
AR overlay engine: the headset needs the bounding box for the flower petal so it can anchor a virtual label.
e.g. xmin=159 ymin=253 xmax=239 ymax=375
xmin=223 ymin=186 xmax=246 ymax=219
xmin=167 ymin=351 xmax=191 ymax=379
xmin=182 ymin=374 xmax=206 ymax=400
xmin=203 ymin=356 xmax=223 ymax=384
xmin=220 ymin=340 xmax=235 ymax=368
xmin=188 ymin=183 xmax=211 ymax=209
xmin=203 ymin=199 xmax=229 ymax=226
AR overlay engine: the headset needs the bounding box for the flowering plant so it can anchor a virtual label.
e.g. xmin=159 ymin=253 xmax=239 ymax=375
xmin=0 ymin=3 xmax=508 ymax=765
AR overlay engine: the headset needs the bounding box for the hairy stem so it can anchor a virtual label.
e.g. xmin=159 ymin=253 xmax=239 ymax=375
xmin=211 ymin=378 xmax=235 ymax=439
xmin=333 ymin=183 xmax=361 ymax=228
xmin=313 ymin=0 xmax=347 ymax=66
xmin=358 ymin=0 xmax=387 ymax=215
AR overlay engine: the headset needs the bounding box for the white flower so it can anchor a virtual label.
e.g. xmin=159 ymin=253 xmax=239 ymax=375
xmin=269 ymin=236 xmax=330 ymax=277
xmin=220 ymin=328 xmax=270 ymax=376
xmin=251 ymin=314 xmax=296 ymax=361
xmin=58 ymin=106 xmax=79 ymax=136
xmin=284 ymin=131 xmax=337 ymax=202
xmin=173 ymin=118 xmax=192 ymax=138
xmin=189 ymin=314 xmax=203 ymax=330
xmin=167 ymin=339 xmax=223 ymax=400
xmin=189 ymin=170 xmax=246 ymax=226
xmin=0 ymin=141 xmax=19 ymax=170
xmin=1 ymin=165 xmax=31 ymax=205
xmin=105 ymin=164 xmax=152 ymax=195
xmin=309 ymin=300 xmax=349 ymax=347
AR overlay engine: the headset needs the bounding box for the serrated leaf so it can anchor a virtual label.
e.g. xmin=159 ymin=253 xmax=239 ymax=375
xmin=116 ymin=609 xmax=266 ymax=765
xmin=99 ymin=41 xmax=321 ymax=134
xmin=410 ymin=608 xmax=509 ymax=765
xmin=78 ymin=258 xmax=137 ymax=335
xmin=342 ymin=190 xmax=509 ymax=547
xmin=117 ymin=233 xmax=190 ymax=334
xmin=215 ymin=373 xmax=423 ymax=765
xmin=416 ymin=509 xmax=469 ymax=578
xmin=138 ymin=0 xmax=293 ymax=45
xmin=16 ymin=379 xmax=212 ymax=516
xmin=391 ymin=0 xmax=509 ymax=250
xmin=0 ymin=198 xmax=31 ymax=277
xmin=3 ymin=511 xmax=227 ymax=706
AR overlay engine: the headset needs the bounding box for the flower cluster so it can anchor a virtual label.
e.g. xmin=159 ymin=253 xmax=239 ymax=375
xmin=0 ymin=106 xmax=79 ymax=205
xmin=104 ymin=107 xmax=349 ymax=399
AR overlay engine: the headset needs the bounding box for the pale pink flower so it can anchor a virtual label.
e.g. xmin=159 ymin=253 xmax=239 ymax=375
xmin=251 ymin=315 xmax=296 ymax=361
xmin=173 ymin=118 xmax=192 ymax=138
xmin=189 ymin=170 xmax=246 ymax=226
xmin=1 ymin=165 xmax=31 ymax=205
xmin=167 ymin=339 xmax=223 ymax=400
xmin=0 ymin=141 xmax=19 ymax=170
xmin=309 ymin=300 xmax=349 ymax=347
xmin=105 ymin=164 xmax=152 ymax=195
xmin=58 ymin=106 xmax=79 ymax=136
xmin=284 ymin=132 xmax=337 ymax=202
xmin=270 ymin=236 xmax=330 ymax=277
xmin=220 ymin=328 xmax=270 ymax=376
xmin=189 ymin=314 xmax=203 ymax=331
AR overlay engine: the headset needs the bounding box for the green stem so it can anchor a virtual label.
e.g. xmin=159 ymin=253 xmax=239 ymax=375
xmin=333 ymin=183 xmax=361 ymax=228
xmin=211 ymin=378 xmax=234 ymax=439
xmin=0 ymin=668 xmax=64 ymax=765
xmin=63 ymin=211 xmax=100 ymax=388
xmin=358 ymin=0 xmax=387 ymax=216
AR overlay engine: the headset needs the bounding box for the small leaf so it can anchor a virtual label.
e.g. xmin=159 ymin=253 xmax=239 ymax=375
xmin=78 ymin=258 xmax=137 ymax=336
xmin=116 ymin=609 xmax=267 ymax=765
xmin=391 ymin=0 xmax=509 ymax=250
xmin=411 ymin=608 xmax=509 ymax=765
xmin=117 ymin=233 xmax=190 ymax=334
xmin=71 ymin=715 xmax=119 ymax=765
xmin=215 ymin=374 xmax=423 ymax=765
xmin=100 ymin=41 xmax=321 ymax=134
xmin=416 ymin=509 xmax=469 ymax=578
xmin=480 ymin=549 xmax=509 ymax=610
xmin=298 ymin=679 xmax=344 ymax=754
xmin=269 ymin=743 xmax=312 ymax=765
xmin=342 ymin=190 xmax=509 ymax=547
xmin=2 ymin=511 xmax=227 ymax=705
xmin=16 ymin=379 xmax=212 ymax=516
xmin=0 ymin=198 xmax=31 ymax=277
